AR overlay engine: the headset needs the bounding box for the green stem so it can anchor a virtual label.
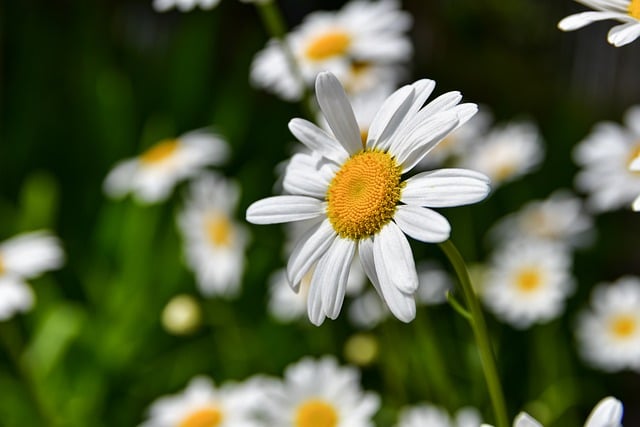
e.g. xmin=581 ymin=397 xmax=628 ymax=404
xmin=439 ymin=239 xmax=509 ymax=427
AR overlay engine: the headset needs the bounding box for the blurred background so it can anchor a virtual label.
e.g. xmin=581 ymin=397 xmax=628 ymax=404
xmin=1 ymin=0 xmax=640 ymax=425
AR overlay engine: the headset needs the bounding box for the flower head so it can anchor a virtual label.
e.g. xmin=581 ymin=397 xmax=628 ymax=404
xmin=246 ymin=72 xmax=490 ymax=325
xmin=395 ymin=404 xmax=481 ymax=427
xmin=152 ymin=0 xmax=220 ymax=12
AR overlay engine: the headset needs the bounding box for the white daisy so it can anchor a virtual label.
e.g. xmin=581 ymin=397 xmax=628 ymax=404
xmin=458 ymin=121 xmax=544 ymax=188
xmin=395 ymin=403 xmax=482 ymax=427
xmin=348 ymin=289 xmax=390 ymax=329
xmin=558 ymin=0 xmax=640 ymax=47
xmin=104 ymin=130 xmax=229 ymax=204
xmin=488 ymin=190 xmax=594 ymax=249
xmin=415 ymin=261 xmax=453 ymax=305
xmin=152 ymin=0 xmax=219 ymax=12
xmin=246 ymin=72 xmax=490 ymax=325
xmin=0 ymin=231 xmax=65 ymax=321
xmin=250 ymin=0 xmax=411 ymax=101
xmin=139 ymin=376 xmax=263 ymax=427
xmin=573 ymin=105 xmax=640 ymax=212
xmin=258 ymin=356 xmax=380 ymax=427
xmin=576 ymin=276 xmax=640 ymax=372
xmin=629 ymin=147 xmax=640 ymax=210
xmin=481 ymin=239 xmax=574 ymax=329
xmin=178 ymin=173 xmax=249 ymax=298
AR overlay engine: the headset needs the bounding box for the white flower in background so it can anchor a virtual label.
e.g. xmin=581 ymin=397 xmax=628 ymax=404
xmin=459 ymin=121 xmax=544 ymax=188
xmin=258 ymin=356 xmax=379 ymax=427
xmin=629 ymin=151 xmax=640 ymax=210
xmin=481 ymin=239 xmax=574 ymax=329
xmin=250 ymin=0 xmax=412 ymax=101
xmin=0 ymin=231 xmax=65 ymax=321
xmin=139 ymin=376 xmax=263 ymax=427
xmin=415 ymin=261 xmax=453 ymax=305
xmin=558 ymin=0 xmax=640 ymax=47
xmin=178 ymin=173 xmax=249 ymax=298
xmin=152 ymin=0 xmax=219 ymax=12
xmin=576 ymin=276 xmax=640 ymax=372
xmin=488 ymin=190 xmax=594 ymax=249
xmin=348 ymin=289 xmax=390 ymax=329
xmin=483 ymin=396 xmax=623 ymax=427
xmin=104 ymin=130 xmax=229 ymax=204
xmin=396 ymin=403 xmax=481 ymax=427
xmin=246 ymin=72 xmax=490 ymax=325
xmin=573 ymin=106 xmax=640 ymax=212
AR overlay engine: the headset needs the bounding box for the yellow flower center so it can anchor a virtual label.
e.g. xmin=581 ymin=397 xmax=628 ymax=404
xmin=610 ymin=315 xmax=637 ymax=339
xmin=326 ymin=150 xmax=403 ymax=240
xmin=140 ymin=139 xmax=179 ymax=165
xmin=628 ymin=0 xmax=640 ymax=19
xmin=359 ymin=129 xmax=369 ymax=146
xmin=206 ymin=213 xmax=233 ymax=247
xmin=179 ymin=407 xmax=223 ymax=427
xmin=515 ymin=268 xmax=542 ymax=292
xmin=305 ymin=30 xmax=351 ymax=61
xmin=0 ymin=254 xmax=5 ymax=275
xmin=295 ymin=399 xmax=339 ymax=427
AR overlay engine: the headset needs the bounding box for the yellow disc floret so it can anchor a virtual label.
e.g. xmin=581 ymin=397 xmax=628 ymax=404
xmin=305 ymin=30 xmax=351 ymax=61
xmin=515 ymin=268 xmax=542 ymax=293
xmin=140 ymin=139 xmax=179 ymax=165
xmin=179 ymin=407 xmax=223 ymax=427
xmin=206 ymin=213 xmax=233 ymax=247
xmin=326 ymin=150 xmax=402 ymax=240
xmin=610 ymin=315 xmax=637 ymax=339
xmin=628 ymin=0 xmax=640 ymax=20
xmin=295 ymin=399 xmax=339 ymax=427
xmin=0 ymin=255 xmax=5 ymax=275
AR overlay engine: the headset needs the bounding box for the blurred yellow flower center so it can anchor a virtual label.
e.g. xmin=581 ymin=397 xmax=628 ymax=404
xmin=0 ymin=255 xmax=5 ymax=275
xmin=306 ymin=31 xmax=351 ymax=60
xmin=628 ymin=0 xmax=640 ymax=19
xmin=610 ymin=315 xmax=637 ymax=339
xmin=140 ymin=139 xmax=179 ymax=165
xmin=495 ymin=163 xmax=516 ymax=182
xmin=326 ymin=150 xmax=402 ymax=240
xmin=627 ymin=144 xmax=640 ymax=172
xmin=179 ymin=407 xmax=223 ymax=427
xmin=516 ymin=268 xmax=542 ymax=292
xmin=206 ymin=213 xmax=233 ymax=247
xmin=295 ymin=399 xmax=338 ymax=427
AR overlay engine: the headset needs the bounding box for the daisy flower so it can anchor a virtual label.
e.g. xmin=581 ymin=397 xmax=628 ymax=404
xmin=576 ymin=276 xmax=640 ymax=372
xmin=139 ymin=376 xmax=263 ymax=427
xmin=458 ymin=121 xmax=544 ymax=188
xmin=246 ymin=72 xmax=490 ymax=325
xmin=103 ymin=130 xmax=229 ymax=204
xmin=395 ymin=403 xmax=481 ymax=427
xmin=178 ymin=173 xmax=249 ymax=298
xmin=257 ymin=356 xmax=379 ymax=427
xmin=250 ymin=0 xmax=411 ymax=101
xmin=348 ymin=289 xmax=390 ymax=329
xmin=558 ymin=0 xmax=640 ymax=47
xmin=152 ymin=0 xmax=220 ymax=12
xmin=0 ymin=231 xmax=65 ymax=321
xmin=481 ymin=239 xmax=574 ymax=329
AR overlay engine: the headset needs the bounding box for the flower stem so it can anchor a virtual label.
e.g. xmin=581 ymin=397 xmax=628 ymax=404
xmin=439 ymin=239 xmax=509 ymax=427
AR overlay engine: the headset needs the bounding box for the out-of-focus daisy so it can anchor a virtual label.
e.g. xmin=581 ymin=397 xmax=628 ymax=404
xmin=395 ymin=403 xmax=481 ymax=427
xmin=139 ymin=376 xmax=263 ymax=427
xmin=576 ymin=276 xmax=640 ymax=372
xmin=104 ymin=131 xmax=229 ymax=204
xmin=558 ymin=0 xmax=640 ymax=47
xmin=415 ymin=261 xmax=453 ymax=306
xmin=459 ymin=121 xmax=544 ymax=188
xmin=348 ymin=289 xmax=390 ymax=329
xmin=246 ymin=72 xmax=490 ymax=325
xmin=0 ymin=231 xmax=65 ymax=321
xmin=178 ymin=173 xmax=249 ymax=298
xmin=488 ymin=190 xmax=594 ymax=249
xmin=629 ymin=150 xmax=640 ymax=210
xmin=258 ymin=356 xmax=380 ymax=427
xmin=481 ymin=239 xmax=574 ymax=329
xmin=573 ymin=106 xmax=640 ymax=212
xmin=152 ymin=0 xmax=219 ymax=12
xmin=250 ymin=0 xmax=412 ymax=101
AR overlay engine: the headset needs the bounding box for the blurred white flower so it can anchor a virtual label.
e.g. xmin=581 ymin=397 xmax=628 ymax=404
xmin=415 ymin=261 xmax=453 ymax=306
xmin=0 ymin=231 xmax=65 ymax=321
xmin=250 ymin=0 xmax=412 ymax=101
xmin=348 ymin=289 xmax=390 ymax=329
xmin=396 ymin=403 xmax=482 ymax=427
xmin=459 ymin=121 xmax=544 ymax=188
xmin=488 ymin=190 xmax=594 ymax=249
xmin=139 ymin=376 xmax=263 ymax=427
xmin=178 ymin=173 xmax=249 ymax=298
xmin=573 ymin=106 xmax=640 ymax=212
xmin=629 ymin=154 xmax=640 ymax=210
xmin=257 ymin=356 xmax=380 ymax=427
xmin=104 ymin=130 xmax=228 ymax=204
xmin=246 ymin=72 xmax=489 ymax=325
xmin=577 ymin=276 xmax=640 ymax=372
xmin=558 ymin=0 xmax=640 ymax=47
xmin=481 ymin=239 xmax=574 ymax=329
xmin=152 ymin=0 xmax=219 ymax=12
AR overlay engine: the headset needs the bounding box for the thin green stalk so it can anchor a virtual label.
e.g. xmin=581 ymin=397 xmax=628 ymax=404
xmin=439 ymin=239 xmax=509 ymax=427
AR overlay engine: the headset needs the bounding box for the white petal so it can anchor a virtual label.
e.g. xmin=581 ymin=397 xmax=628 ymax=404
xmin=608 ymin=22 xmax=640 ymax=46
xmin=373 ymin=221 xmax=418 ymax=294
xmin=103 ymin=159 xmax=138 ymax=198
xmin=558 ymin=11 xmax=630 ymax=31
xmin=245 ymin=196 xmax=324 ymax=224
xmin=404 ymin=79 xmax=437 ymax=121
xmin=307 ymin=274 xmax=325 ymax=326
xmin=368 ymin=86 xmax=415 ymax=151
xmin=629 ymin=155 xmax=640 ymax=171
xmin=514 ymin=413 xmax=543 ymax=427
xmin=584 ymin=396 xmax=623 ymax=427
xmin=312 ymin=238 xmax=356 ymax=319
xmin=283 ymin=153 xmax=331 ymax=198
xmin=288 ymin=118 xmax=348 ymax=164
xmin=358 ymin=237 xmax=382 ymax=296
xmin=633 ymin=194 xmax=640 ymax=211
xmin=394 ymin=205 xmax=451 ymax=243
xmin=315 ymin=72 xmax=362 ymax=155
xmin=287 ymin=219 xmax=336 ymax=291
xmin=402 ymin=169 xmax=491 ymax=207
